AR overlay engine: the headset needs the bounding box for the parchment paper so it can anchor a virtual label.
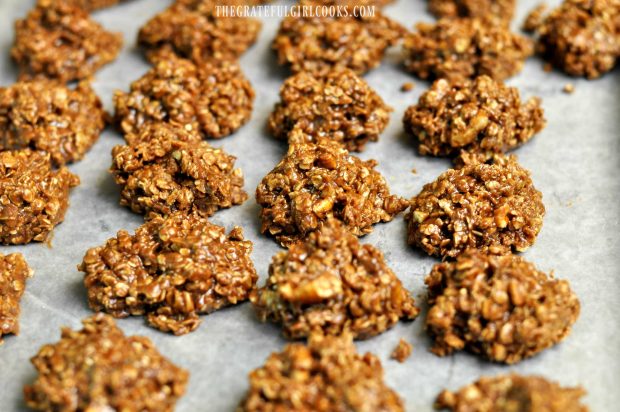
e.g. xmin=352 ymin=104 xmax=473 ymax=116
xmin=0 ymin=0 xmax=618 ymax=410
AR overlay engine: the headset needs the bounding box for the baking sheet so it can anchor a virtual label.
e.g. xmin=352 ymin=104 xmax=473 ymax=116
xmin=0 ymin=0 xmax=619 ymax=410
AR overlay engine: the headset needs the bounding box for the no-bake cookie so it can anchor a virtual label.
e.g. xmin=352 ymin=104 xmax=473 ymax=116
xmin=524 ymin=0 xmax=620 ymax=79
xmin=404 ymin=17 xmax=533 ymax=81
xmin=251 ymin=218 xmax=419 ymax=340
xmin=403 ymin=76 xmax=545 ymax=160
xmin=0 ymin=253 xmax=33 ymax=343
xmin=80 ymin=212 xmax=257 ymax=335
xmin=428 ymin=0 xmax=516 ymax=22
xmin=24 ymin=314 xmax=188 ymax=411
xmin=425 ymin=249 xmax=580 ymax=364
xmin=436 ymin=374 xmax=589 ymax=411
xmin=272 ymin=0 xmax=405 ymax=75
xmin=0 ymin=149 xmax=79 ymax=245
xmin=138 ymin=0 xmax=262 ymax=64
xmin=268 ymin=68 xmax=392 ymax=152
xmin=0 ymin=80 xmax=106 ymax=166
xmin=111 ymin=125 xmax=247 ymax=219
xmin=406 ymin=155 xmax=545 ymax=258
xmin=114 ymin=54 xmax=254 ymax=139
xmin=256 ymin=141 xmax=409 ymax=247
xmin=11 ymin=0 xmax=122 ymax=82
xmin=237 ymin=334 xmax=405 ymax=412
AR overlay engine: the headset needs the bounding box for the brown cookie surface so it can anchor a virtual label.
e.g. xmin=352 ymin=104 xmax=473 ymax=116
xmin=428 ymin=0 xmax=516 ymax=22
xmin=0 ymin=80 xmax=105 ymax=166
xmin=406 ymin=155 xmax=544 ymax=258
xmin=425 ymin=250 xmax=580 ymax=364
xmin=269 ymin=68 xmax=392 ymax=152
xmin=0 ymin=149 xmax=79 ymax=245
xmin=237 ymin=334 xmax=405 ymax=412
xmin=256 ymin=141 xmax=408 ymax=247
xmin=11 ymin=0 xmax=122 ymax=82
xmin=24 ymin=314 xmax=188 ymax=411
xmin=114 ymin=55 xmax=254 ymax=139
xmin=252 ymin=219 xmax=419 ymax=340
xmin=0 ymin=253 xmax=33 ymax=343
xmin=80 ymin=212 xmax=257 ymax=335
xmin=111 ymin=123 xmax=247 ymax=219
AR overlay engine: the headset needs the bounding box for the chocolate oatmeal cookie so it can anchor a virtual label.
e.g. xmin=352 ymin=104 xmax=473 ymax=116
xmin=525 ymin=0 xmax=620 ymax=79
xmin=256 ymin=141 xmax=409 ymax=247
xmin=0 ymin=253 xmax=33 ymax=343
xmin=252 ymin=219 xmax=419 ymax=340
xmin=111 ymin=124 xmax=247 ymax=219
xmin=138 ymin=0 xmax=262 ymax=64
xmin=268 ymin=69 xmax=392 ymax=152
xmin=406 ymin=155 xmax=545 ymax=258
xmin=404 ymin=17 xmax=533 ymax=81
xmin=11 ymin=0 xmax=122 ymax=82
xmin=272 ymin=0 xmax=405 ymax=75
xmin=24 ymin=314 xmax=188 ymax=411
xmin=0 ymin=80 xmax=105 ymax=166
xmin=425 ymin=250 xmax=580 ymax=364
xmin=114 ymin=55 xmax=254 ymax=139
xmin=436 ymin=374 xmax=589 ymax=411
xmin=0 ymin=149 xmax=79 ymax=245
xmin=428 ymin=0 xmax=516 ymax=22
xmin=237 ymin=334 xmax=405 ymax=412
xmin=403 ymin=76 xmax=545 ymax=160
xmin=80 ymin=212 xmax=257 ymax=335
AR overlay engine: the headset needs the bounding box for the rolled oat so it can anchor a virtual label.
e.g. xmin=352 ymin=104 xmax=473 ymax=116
xmin=391 ymin=338 xmax=413 ymax=362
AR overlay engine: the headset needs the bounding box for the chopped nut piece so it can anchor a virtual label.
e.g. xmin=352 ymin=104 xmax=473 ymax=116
xmin=0 ymin=253 xmax=33 ymax=343
xmin=403 ymin=76 xmax=545 ymax=160
xmin=110 ymin=124 xmax=247 ymax=219
xmin=404 ymin=17 xmax=533 ymax=81
xmin=114 ymin=54 xmax=254 ymax=139
xmin=268 ymin=68 xmax=392 ymax=152
xmin=272 ymin=0 xmax=405 ymax=75
xmin=0 ymin=149 xmax=79 ymax=245
xmin=526 ymin=0 xmax=620 ymax=78
xmin=11 ymin=0 xmax=122 ymax=82
xmin=0 ymin=80 xmax=105 ymax=166
xmin=256 ymin=141 xmax=409 ymax=247
xmin=80 ymin=213 xmax=257 ymax=335
xmin=425 ymin=250 xmax=580 ymax=364
xmin=237 ymin=334 xmax=405 ymax=412
xmin=435 ymin=374 xmax=589 ymax=411
xmin=406 ymin=155 xmax=545 ymax=258
xmin=251 ymin=219 xmax=419 ymax=339
xmin=401 ymin=82 xmax=415 ymax=92
xmin=428 ymin=0 xmax=516 ymax=22
xmin=138 ymin=0 xmax=262 ymax=64
xmin=563 ymin=83 xmax=576 ymax=94
xmin=391 ymin=339 xmax=413 ymax=362
xmin=24 ymin=314 xmax=188 ymax=411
